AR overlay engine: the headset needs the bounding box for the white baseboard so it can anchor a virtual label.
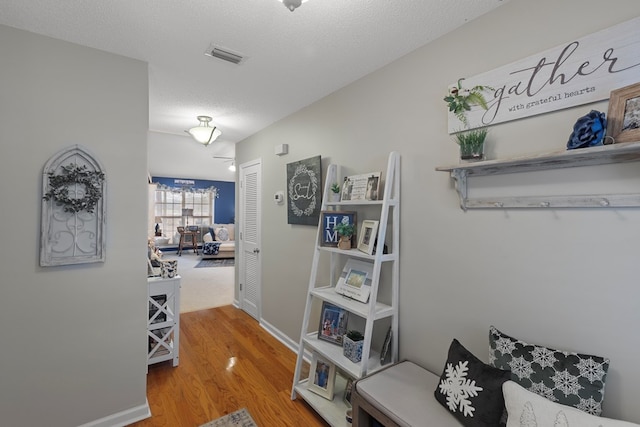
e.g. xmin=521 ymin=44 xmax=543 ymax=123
xmin=259 ymin=318 xmax=299 ymax=354
xmin=77 ymin=399 xmax=151 ymax=427
xmin=259 ymin=318 xmax=312 ymax=365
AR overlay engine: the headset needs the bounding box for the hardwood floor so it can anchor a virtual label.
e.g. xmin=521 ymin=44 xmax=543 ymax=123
xmin=132 ymin=305 xmax=328 ymax=427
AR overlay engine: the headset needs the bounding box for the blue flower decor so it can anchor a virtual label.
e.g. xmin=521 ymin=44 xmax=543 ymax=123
xmin=566 ymin=110 xmax=607 ymax=150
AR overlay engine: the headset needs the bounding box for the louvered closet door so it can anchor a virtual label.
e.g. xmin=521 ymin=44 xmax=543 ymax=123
xmin=239 ymin=159 xmax=261 ymax=320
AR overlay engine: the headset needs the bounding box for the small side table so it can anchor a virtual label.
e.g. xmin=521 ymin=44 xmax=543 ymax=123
xmin=177 ymin=226 xmax=198 ymax=256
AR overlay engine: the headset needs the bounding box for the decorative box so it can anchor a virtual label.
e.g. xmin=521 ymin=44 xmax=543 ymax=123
xmin=343 ymin=335 xmax=364 ymax=363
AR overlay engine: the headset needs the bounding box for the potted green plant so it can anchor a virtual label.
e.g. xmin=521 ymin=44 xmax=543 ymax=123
xmin=455 ymin=127 xmax=488 ymax=161
xmin=343 ymin=330 xmax=364 ymax=363
xmin=334 ymin=221 xmax=355 ymax=250
xmin=329 ymin=182 xmax=341 ymax=202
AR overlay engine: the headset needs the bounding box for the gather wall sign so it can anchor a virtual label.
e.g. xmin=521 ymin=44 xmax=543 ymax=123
xmin=448 ymin=16 xmax=640 ymax=133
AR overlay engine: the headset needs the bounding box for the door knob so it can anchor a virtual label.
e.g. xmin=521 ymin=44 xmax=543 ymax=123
xmin=253 ymin=248 xmax=260 ymax=253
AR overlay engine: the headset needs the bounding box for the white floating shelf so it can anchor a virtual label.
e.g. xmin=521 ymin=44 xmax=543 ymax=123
xmin=436 ymin=141 xmax=640 ymax=210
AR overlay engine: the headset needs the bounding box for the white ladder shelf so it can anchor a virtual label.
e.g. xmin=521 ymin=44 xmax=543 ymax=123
xmin=290 ymin=152 xmax=400 ymax=426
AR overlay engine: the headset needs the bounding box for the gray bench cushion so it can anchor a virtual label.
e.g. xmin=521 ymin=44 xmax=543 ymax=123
xmin=355 ymin=361 xmax=462 ymax=426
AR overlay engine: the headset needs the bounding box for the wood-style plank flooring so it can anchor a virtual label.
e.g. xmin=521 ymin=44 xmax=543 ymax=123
xmin=131 ymin=305 xmax=328 ymax=427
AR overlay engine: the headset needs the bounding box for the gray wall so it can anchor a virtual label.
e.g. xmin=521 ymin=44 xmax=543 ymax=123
xmin=237 ymin=0 xmax=640 ymax=422
xmin=0 ymin=26 xmax=149 ymax=426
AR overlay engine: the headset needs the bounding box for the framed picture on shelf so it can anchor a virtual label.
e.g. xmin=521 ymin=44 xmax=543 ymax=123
xmin=320 ymin=211 xmax=356 ymax=247
xmin=307 ymin=352 xmax=336 ymax=400
xmin=343 ymin=377 xmax=355 ymax=407
xmin=335 ymin=258 xmax=374 ymax=303
xmin=606 ymin=82 xmax=640 ymax=144
xmin=357 ymin=220 xmax=379 ymax=255
xmin=341 ymin=172 xmax=382 ymax=201
xmin=317 ymin=301 xmax=349 ymax=345
xmin=380 ymin=326 xmax=393 ymax=365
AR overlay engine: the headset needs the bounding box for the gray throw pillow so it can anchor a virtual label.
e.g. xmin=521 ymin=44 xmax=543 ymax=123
xmin=489 ymin=326 xmax=609 ymax=416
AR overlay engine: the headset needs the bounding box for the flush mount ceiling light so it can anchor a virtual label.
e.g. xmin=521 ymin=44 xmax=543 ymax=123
xmin=185 ymin=116 xmax=222 ymax=146
xmin=279 ymin=0 xmax=308 ymax=12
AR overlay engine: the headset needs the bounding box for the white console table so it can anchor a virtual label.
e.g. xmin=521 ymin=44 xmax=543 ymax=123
xmin=147 ymin=276 xmax=181 ymax=367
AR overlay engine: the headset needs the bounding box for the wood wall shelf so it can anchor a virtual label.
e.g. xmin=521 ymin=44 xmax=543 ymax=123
xmin=436 ymin=141 xmax=640 ymax=210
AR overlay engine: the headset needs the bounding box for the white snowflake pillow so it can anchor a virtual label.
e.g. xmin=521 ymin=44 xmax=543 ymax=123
xmin=435 ymin=339 xmax=512 ymax=427
xmin=489 ymin=326 xmax=610 ymax=416
xmin=503 ymin=381 xmax=639 ymax=427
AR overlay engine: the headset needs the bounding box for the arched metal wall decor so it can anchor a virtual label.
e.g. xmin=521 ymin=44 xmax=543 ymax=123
xmin=40 ymin=145 xmax=106 ymax=266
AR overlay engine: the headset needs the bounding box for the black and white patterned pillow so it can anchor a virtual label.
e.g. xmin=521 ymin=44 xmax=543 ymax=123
xmin=489 ymin=326 xmax=609 ymax=416
xmin=202 ymin=242 xmax=220 ymax=256
xmin=435 ymin=339 xmax=512 ymax=426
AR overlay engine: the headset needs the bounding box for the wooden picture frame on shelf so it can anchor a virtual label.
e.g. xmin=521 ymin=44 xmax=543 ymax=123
xmin=606 ymin=82 xmax=640 ymax=144
xmin=317 ymin=301 xmax=349 ymax=346
xmin=357 ymin=220 xmax=379 ymax=255
xmin=341 ymin=172 xmax=382 ymax=201
xmin=307 ymin=353 xmax=336 ymax=400
xmin=319 ymin=211 xmax=356 ymax=247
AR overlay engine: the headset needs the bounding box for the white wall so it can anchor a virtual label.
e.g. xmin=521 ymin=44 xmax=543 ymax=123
xmin=0 ymin=25 xmax=150 ymax=426
xmin=236 ymin=0 xmax=640 ymax=422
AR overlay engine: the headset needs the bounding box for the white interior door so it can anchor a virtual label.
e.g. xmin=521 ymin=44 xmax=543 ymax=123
xmin=239 ymin=159 xmax=261 ymax=320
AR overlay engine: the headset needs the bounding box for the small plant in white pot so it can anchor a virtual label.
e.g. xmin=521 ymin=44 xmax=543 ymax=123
xmin=343 ymin=330 xmax=364 ymax=363
xmin=329 ymin=182 xmax=341 ymax=202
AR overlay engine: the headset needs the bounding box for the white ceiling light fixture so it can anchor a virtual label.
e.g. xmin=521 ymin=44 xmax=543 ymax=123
xmin=185 ymin=116 xmax=222 ymax=146
xmin=279 ymin=0 xmax=308 ymax=12
xmin=213 ymin=156 xmax=236 ymax=172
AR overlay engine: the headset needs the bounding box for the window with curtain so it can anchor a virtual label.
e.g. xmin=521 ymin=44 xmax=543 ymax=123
xmin=154 ymin=185 xmax=217 ymax=242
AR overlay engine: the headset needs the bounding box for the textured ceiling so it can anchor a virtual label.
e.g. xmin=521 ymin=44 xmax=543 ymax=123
xmin=0 ymin=0 xmax=507 ymax=157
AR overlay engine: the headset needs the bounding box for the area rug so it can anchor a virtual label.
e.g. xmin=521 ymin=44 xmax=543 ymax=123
xmin=195 ymin=258 xmax=235 ymax=268
xmin=199 ymin=408 xmax=257 ymax=427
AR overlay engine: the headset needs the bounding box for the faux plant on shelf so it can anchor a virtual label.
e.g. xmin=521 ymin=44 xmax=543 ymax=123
xmin=444 ymin=78 xmax=493 ymax=161
xmin=455 ymin=127 xmax=488 ymax=161
xmin=444 ymin=78 xmax=493 ymax=128
xmin=345 ymin=330 xmax=364 ymax=342
xmin=329 ymin=182 xmax=341 ymax=202
xmin=334 ymin=219 xmax=355 ymax=250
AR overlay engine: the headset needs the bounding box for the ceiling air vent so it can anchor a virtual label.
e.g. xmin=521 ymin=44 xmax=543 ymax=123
xmin=205 ymin=44 xmax=245 ymax=65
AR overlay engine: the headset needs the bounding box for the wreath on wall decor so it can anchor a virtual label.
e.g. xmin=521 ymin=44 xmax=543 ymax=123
xmin=43 ymin=164 xmax=105 ymax=213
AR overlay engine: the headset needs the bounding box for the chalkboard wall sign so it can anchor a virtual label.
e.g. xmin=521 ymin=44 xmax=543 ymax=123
xmin=287 ymin=155 xmax=322 ymax=225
